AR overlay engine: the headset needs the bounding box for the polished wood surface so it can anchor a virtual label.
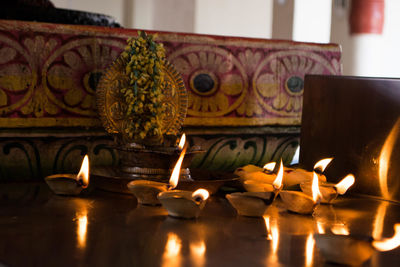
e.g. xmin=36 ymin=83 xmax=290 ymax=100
xmin=1 ymin=183 xmax=400 ymax=266
xmin=301 ymin=75 xmax=400 ymax=202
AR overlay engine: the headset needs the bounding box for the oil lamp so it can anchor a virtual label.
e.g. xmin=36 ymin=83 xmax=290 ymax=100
xmin=300 ymin=174 xmax=355 ymax=203
xmin=280 ymin=171 xmax=322 ymax=215
xmin=127 ymin=134 xmax=187 ymax=205
xmin=242 ymin=161 xmax=278 ymax=192
xmin=157 ymin=136 xmax=210 ymax=219
xmin=284 ymin=157 xmax=332 ymax=187
xmin=45 ymin=155 xmax=89 ymax=195
xmin=315 ymin=223 xmax=400 ymax=266
xmin=226 ymin=161 xmax=284 ymax=217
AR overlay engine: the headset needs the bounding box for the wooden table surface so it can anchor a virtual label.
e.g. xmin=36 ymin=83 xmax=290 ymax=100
xmin=1 ymin=183 xmax=400 ymax=267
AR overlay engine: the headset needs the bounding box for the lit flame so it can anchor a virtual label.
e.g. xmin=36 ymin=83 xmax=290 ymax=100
xmin=331 ymin=224 xmax=350 ymax=235
xmin=272 ymin=160 xmax=284 ymax=190
xmin=335 ymin=174 xmax=355 ymax=195
xmin=311 ymin=172 xmax=322 ymax=203
xmin=162 ymin=233 xmax=182 ymax=267
xmin=263 ymin=162 xmax=276 ymax=172
xmin=77 ymin=155 xmax=89 ymax=188
xmin=76 ymin=210 xmax=88 ymax=248
xmin=178 ymin=133 xmax=186 ymax=150
xmin=305 ymin=233 xmax=315 ymax=267
xmin=313 ymin=157 xmax=333 ymax=173
xmin=378 ymin=118 xmax=400 ymax=199
xmin=169 ymin=143 xmax=188 ymax=189
xmin=192 ymin=188 xmax=210 ymax=201
xmin=190 ymin=241 xmax=206 ymax=267
xmin=372 ymin=224 xmax=400 ymax=251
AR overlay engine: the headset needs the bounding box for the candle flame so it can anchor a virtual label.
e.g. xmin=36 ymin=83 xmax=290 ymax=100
xmin=305 ymin=233 xmax=315 ymax=267
xmin=331 ymin=224 xmax=350 ymax=236
xmin=311 ymin=172 xmax=322 ymax=203
xmin=263 ymin=162 xmax=276 ymax=172
xmin=192 ymin=189 xmax=210 ymax=201
xmin=77 ymin=155 xmax=89 ymax=188
xmin=372 ymin=224 xmax=400 ymax=251
xmin=313 ymin=157 xmax=333 ymax=173
xmin=335 ymin=174 xmax=355 ymax=195
xmin=169 ymin=144 xmax=188 ymax=189
xmin=178 ymin=133 xmax=186 ymax=150
xmin=272 ymin=160 xmax=284 ymax=190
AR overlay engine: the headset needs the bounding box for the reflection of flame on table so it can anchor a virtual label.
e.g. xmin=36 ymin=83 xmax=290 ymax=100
xmin=162 ymin=232 xmax=182 ymax=267
xmin=379 ymin=118 xmax=400 ymax=199
xmin=264 ymin=215 xmax=279 ymax=264
xmin=76 ymin=210 xmax=88 ymax=249
xmin=305 ymin=233 xmax=315 ymax=267
xmin=190 ymin=240 xmax=206 ymax=267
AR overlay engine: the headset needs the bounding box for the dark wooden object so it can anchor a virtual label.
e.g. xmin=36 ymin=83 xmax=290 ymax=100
xmin=301 ymin=75 xmax=400 ymax=202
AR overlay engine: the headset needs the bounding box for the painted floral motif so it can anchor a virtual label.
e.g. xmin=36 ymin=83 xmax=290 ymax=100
xmin=46 ymin=42 xmax=120 ymax=113
xmin=253 ymin=51 xmax=339 ymax=116
xmin=169 ymin=46 xmax=248 ymax=117
xmin=0 ymin=36 xmax=35 ymax=112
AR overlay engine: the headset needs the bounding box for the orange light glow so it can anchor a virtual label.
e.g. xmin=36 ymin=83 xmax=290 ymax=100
xmin=178 ymin=133 xmax=186 ymax=150
xmin=263 ymin=162 xmax=276 ymax=172
xmin=373 ymin=202 xmax=389 ymax=240
xmin=313 ymin=157 xmax=333 ymax=173
xmin=264 ymin=216 xmax=272 ymax=240
xmin=331 ymin=224 xmax=350 ymax=236
xmin=372 ymin=224 xmax=400 ymax=251
xmin=190 ymin=241 xmax=206 ymax=267
xmin=272 ymin=160 xmax=284 ymax=190
xmin=76 ymin=210 xmax=88 ymax=248
xmin=378 ymin=118 xmax=400 ymax=199
xmin=316 ymin=220 xmax=325 ymax=234
xmin=312 ymin=172 xmax=322 ymax=203
xmin=162 ymin=233 xmax=182 ymax=267
xmin=335 ymin=174 xmax=355 ymax=195
xmin=77 ymin=155 xmax=89 ymax=188
xmin=192 ymin=189 xmax=210 ymax=201
xmin=169 ymin=144 xmax=188 ymax=189
xmin=305 ymin=233 xmax=315 ymax=267
xmin=263 ymin=215 xmax=279 ymax=254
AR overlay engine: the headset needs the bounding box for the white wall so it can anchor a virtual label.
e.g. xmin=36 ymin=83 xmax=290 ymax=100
xmin=331 ymin=0 xmax=400 ymax=77
xmin=53 ymin=0 xmax=273 ymax=39
xmin=194 ymin=0 xmax=273 ymax=38
xmin=293 ymin=0 xmax=332 ymax=43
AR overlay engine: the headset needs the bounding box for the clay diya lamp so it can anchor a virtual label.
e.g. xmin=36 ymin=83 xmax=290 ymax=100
xmin=127 ymin=134 xmax=186 ymax=205
xmin=242 ymin=162 xmax=277 ymax=192
xmin=227 ymin=161 xmax=284 ymax=217
xmin=280 ymin=171 xmax=322 ymax=215
xmin=45 ymin=155 xmax=89 ymax=195
xmin=157 ymin=137 xmax=210 ymax=219
xmin=284 ymin=157 xmax=333 ymax=187
xmin=226 ymin=192 xmax=276 ymax=217
xmin=300 ymin=174 xmax=355 ymax=203
xmin=158 ymin=188 xmax=209 ymax=219
xmin=315 ymin=223 xmax=400 ymax=266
